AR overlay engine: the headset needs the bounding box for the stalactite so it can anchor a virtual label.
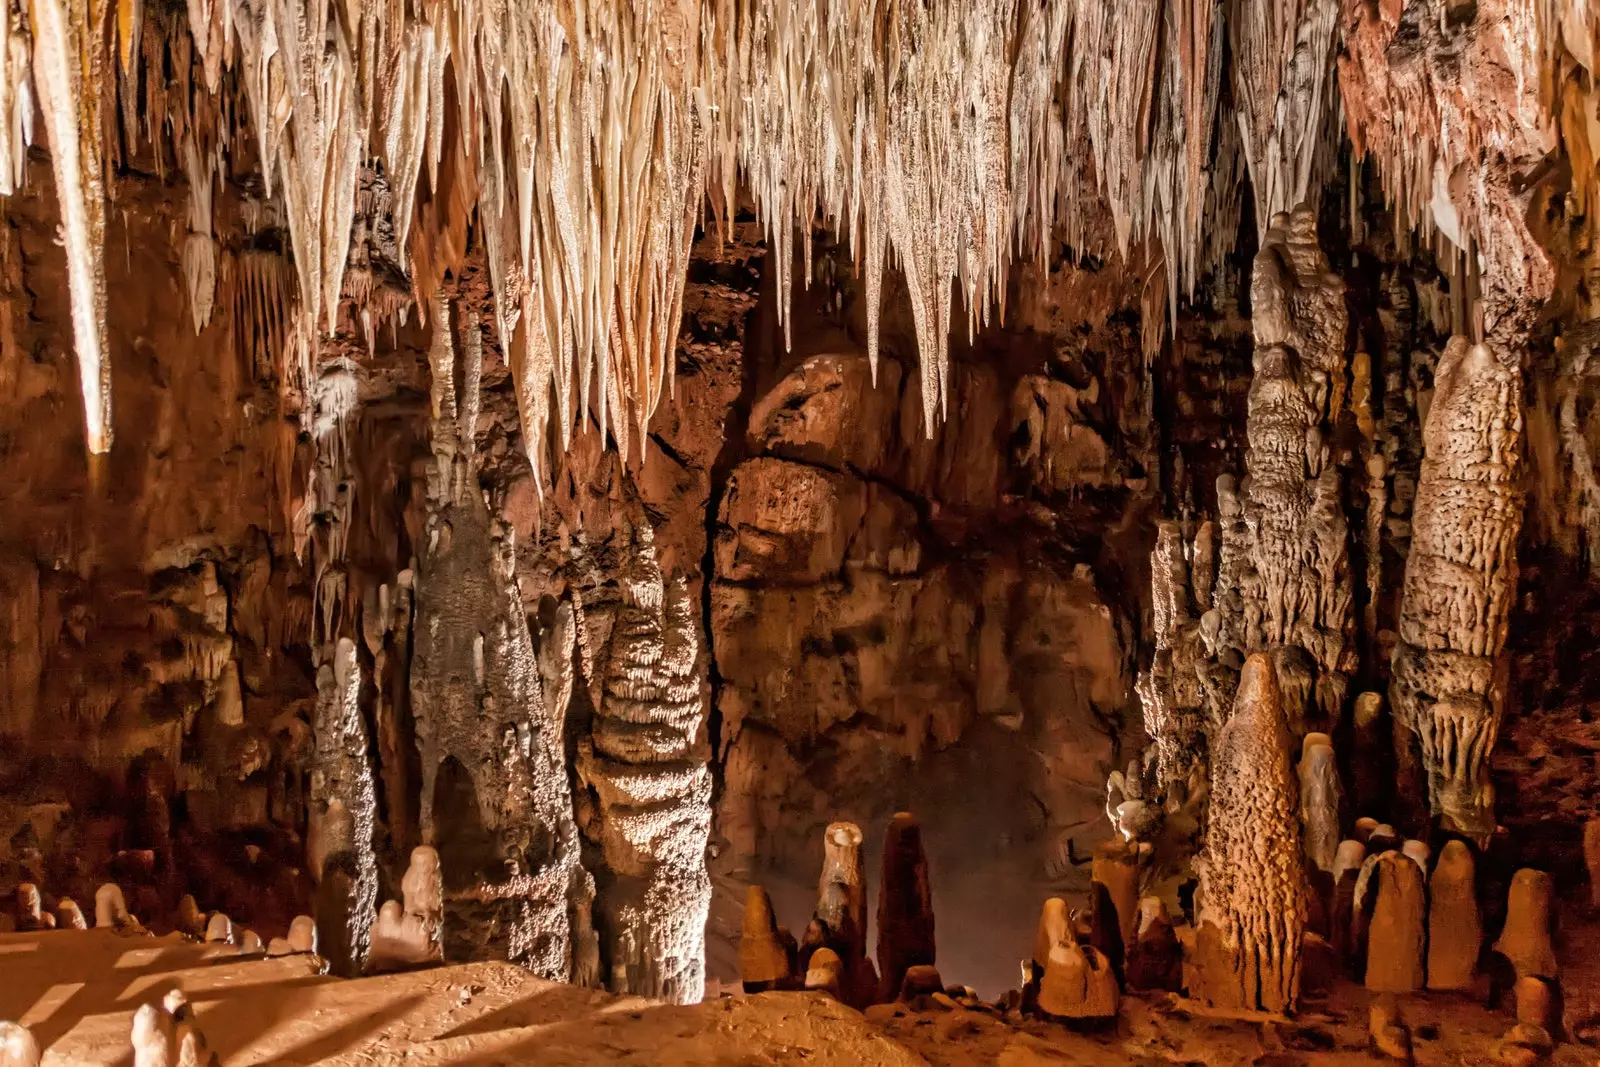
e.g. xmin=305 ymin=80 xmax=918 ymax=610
xmin=1390 ymin=337 xmax=1523 ymax=840
xmin=577 ymin=521 xmax=712 ymax=1005
xmin=29 ymin=0 xmax=112 ymax=454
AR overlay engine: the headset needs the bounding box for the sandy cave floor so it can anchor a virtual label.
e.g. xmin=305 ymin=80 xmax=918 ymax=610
xmin=2 ymin=916 xmax=1599 ymax=1066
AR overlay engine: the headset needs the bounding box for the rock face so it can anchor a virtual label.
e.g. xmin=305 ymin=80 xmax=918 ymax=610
xmin=410 ymin=301 xmax=588 ymax=978
xmin=1390 ymin=338 xmax=1524 ymax=839
xmin=576 ymin=522 xmax=712 ymax=1004
xmin=1194 ymin=654 xmax=1307 ymax=1013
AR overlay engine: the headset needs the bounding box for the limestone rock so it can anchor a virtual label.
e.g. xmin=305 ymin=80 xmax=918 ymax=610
xmin=1493 ymin=869 xmax=1557 ymax=981
xmin=1365 ymin=853 xmax=1426 ymax=993
xmin=1514 ymin=976 xmax=1553 ymax=1029
xmin=94 ymin=884 xmax=131 ymax=930
xmin=805 ymin=947 xmax=843 ymax=998
xmin=1194 ymin=653 xmax=1308 ymax=1013
xmin=1426 ymin=841 xmax=1480 ymax=991
xmin=12 ymin=885 xmax=42 ymax=932
xmin=1368 ymin=995 xmax=1412 ymax=1061
xmin=1125 ymin=897 xmax=1182 ymax=992
xmin=876 ymin=813 xmax=935 ymax=1003
xmin=238 ymin=930 xmax=263 ymax=954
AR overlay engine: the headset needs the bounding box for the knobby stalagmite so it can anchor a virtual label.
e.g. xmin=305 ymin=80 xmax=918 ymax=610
xmin=1390 ymin=338 xmax=1524 ymax=840
xmin=1194 ymin=653 xmax=1308 ymax=1014
xmin=410 ymin=297 xmax=589 ymax=978
xmin=577 ymin=520 xmax=713 ymax=1004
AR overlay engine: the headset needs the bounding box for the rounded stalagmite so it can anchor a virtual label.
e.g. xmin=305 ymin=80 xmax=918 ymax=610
xmin=876 ymin=813 xmax=935 ymax=1003
xmin=1426 ymin=840 xmax=1480 ymax=991
xmin=739 ymin=885 xmax=791 ymax=989
xmin=1494 ymin=869 xmax=1557 ymax=981
xmin=1365 ymin=852 xmax=1426 ymax=993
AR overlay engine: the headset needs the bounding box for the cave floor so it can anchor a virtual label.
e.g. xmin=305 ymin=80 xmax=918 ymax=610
xmin=3 ymin=920 xmax=1598 ymax=1065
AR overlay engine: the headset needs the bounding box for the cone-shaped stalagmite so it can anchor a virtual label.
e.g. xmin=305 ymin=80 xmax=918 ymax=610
xmin=1494 ymin=869 xmax=1558 ymax=981
xmin=1195 ymin=653 xmax=1308 ymax=1013
xmin=1034 ymin=900 xmax=1119 ymax=1020
xmin=1427 ymin=841 xmax=1481 ymax=990
xmin=740 ymin=885 xmax=791 ymax=990
xmin=1365 ymin=852 xmax=1426 ymax=993
xmin=876 ymin=813 xmax=935 ymax=1003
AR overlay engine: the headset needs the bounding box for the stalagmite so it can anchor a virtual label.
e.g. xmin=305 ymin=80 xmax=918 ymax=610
xmin=811 ymin=820 xmax=870 ymax=1002
xmin=1390 ymin=338 xmax=1524 ymax=840
xmin=1126 ymin=897 xmax=1182 ymax=993
xmin=1038 ymin=938 xmax=1120 ymax=1020
xmin=804 ymin=947 xmax=843 ymax=998
xmin=94 ymin=883 xmax=129 ymax=929
xmin=1331 ymin=839 xmax=1366 ymax=962
xmin=1194 ymin=653 xmax=1307 ymax=1013
xmin=177 ymin=896 xmax=205 ymax=939
xmin=739 ymin=885 xmax=791 ymax=990
xmin=0 ymin=1022 xmax=39 ymax=1067
xmin=203 ymin=912 xmax=231 ymax=944
xmin=287 ymin=915 xmax=316 ymax=954
xmin=238 ymin=930 xmax=263 ymax=955
xmin=1352 ymin=693 xmax=1386 ymax=817
xmin=1494 ymin=869 xmax=1558 ymax=981
xmin=368 ymin=846 xmax=444 ymax=972
xmin=1427 ymin=841 xmax=1481 ymax=991
xmin=12 ymin=884 xmax=40 ymax=930
xmin=1364 ymin=852 xmax=1426 ymax=993
xmin=411 ymin=300 xmax=587 ymax=979
xmin=1236 ymin=208 xmax=1355 ymax=730
xmin=1515 ymin=976 xmax=1554 ymax=1030
xmin=1401 ymin=840 xmax=1429 ymax=873
xmin=1090 ymin=839 xmax=1140 ymax=966
xmin=876 ymin=813 xmax=935 ymax=1004
xmin=55 ymin=899 xmax=85 ymax=930
xmin=1298 ymin=733 xmax=1342 ymax=874
xmin=310 ymin=637 xmax=377 ymax=978
xmin=577 ymin=519 xmax=712 ymax=1005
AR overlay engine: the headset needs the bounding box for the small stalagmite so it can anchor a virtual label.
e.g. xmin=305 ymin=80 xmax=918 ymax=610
xmin=1426 ymin=840 xmax=1480 ymax=991
xmin=739 ymin=885 xmax=791 ymax=990
xmin=1365 ymin=852 xmax=1426 ymax=993
xmin=368 ymin=846 xmax=444 ymax=972
xmin=1368 ymin=995 xmax=1412 ymax=1061
xmin=1494 ymin=869 xmax=1558 ymax=981
xmin=1331 ymin=839 xmax=1366 ymax=960
xmin=1298 ymin=733 xmax=1342 ymax=875
xmin=1090 ymin=838 xmax=1140 ymax=966
xmin=203 ymin=913 xmax=232 ymax=944
xmin=177 ymin=896 xmax=206 ymax=939
xmin=1401 ymin=840 xmax=1429 ymax=873
xmin=1038 ymin=938 xmax=1120 ymax=1020
xmin=95 ymin=883 xmax=130 ymax=929
xmin=1352 ymin=693 xmax=1387 ymax=816
xmin=0 ymin=1022 xmax=39 ymax=1067
xmin=1126 ymin=897 xmax=1182 ymax=992
xmin=1515 ymin=976 xmax=1553 ymax=1029
xmin=266 ymin=938 xmax=293 ymax=956
xmin=55 ymin=899 xmax=86 ymax=930
xmin=805 ymin=947 xmax=843 ymax=998
xmin=1033 ymin=898 xmax=1070 ymax=970
xmin=238 ymin=930 xmax=264 ymax=955
xmin=13 ymin=885 xmax=42 ymax=931
xmin=1354 ymin=817 xmax=1379 ymax=844
xmin=288 ymin=915 xmax=318 ymax=954
xmin=876 ymin=813 xmax=935 ymax=1003
xmin=817 ymin=821 xmax=868 ymax=966
xmin=1193 ymin=654 xmax=1308 ymax=1013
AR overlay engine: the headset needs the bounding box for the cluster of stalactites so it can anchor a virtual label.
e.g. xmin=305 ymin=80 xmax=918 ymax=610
xmin=2 ymin=0 xmax=1371 ymax=465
